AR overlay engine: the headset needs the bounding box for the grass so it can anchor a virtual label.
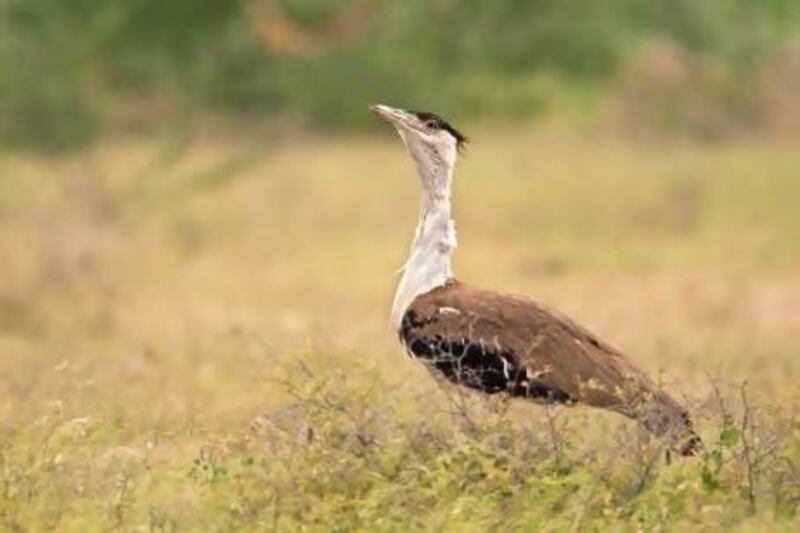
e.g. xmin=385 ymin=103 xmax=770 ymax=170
xmin=1 ymin=129 xmax=800 ymax=530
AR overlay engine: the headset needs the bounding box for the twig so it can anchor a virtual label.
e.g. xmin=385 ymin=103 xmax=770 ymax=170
xmin=706 ymin=372 xmax=731 ymax=457
xmin=739 ymin=380 xmax=756 ymax=514
xmin=544 ymin=405 xmax=563 ymax=463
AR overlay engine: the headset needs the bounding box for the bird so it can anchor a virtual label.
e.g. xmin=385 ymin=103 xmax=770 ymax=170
xmin=370 ymin=104 xmax=702 ymax=456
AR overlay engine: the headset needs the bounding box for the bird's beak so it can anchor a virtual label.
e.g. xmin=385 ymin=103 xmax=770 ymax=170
xmin=370 ymin=104 xmax=417 ymax=131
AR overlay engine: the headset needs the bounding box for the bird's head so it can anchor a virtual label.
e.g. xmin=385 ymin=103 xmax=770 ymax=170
xmin=370 ymin=104 xmax=467 ymax=177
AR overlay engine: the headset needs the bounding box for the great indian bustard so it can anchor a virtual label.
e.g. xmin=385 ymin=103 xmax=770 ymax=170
xmin=371 ymin=104 xmax=701 ymax=456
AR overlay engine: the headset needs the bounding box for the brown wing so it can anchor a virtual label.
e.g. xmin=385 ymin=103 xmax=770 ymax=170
xmin=400 ymin=280 xmax=698 ymax=449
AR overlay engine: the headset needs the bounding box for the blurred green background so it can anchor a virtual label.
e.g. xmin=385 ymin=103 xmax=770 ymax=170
xmin=3 ymin=0 xmax=800 ymax=150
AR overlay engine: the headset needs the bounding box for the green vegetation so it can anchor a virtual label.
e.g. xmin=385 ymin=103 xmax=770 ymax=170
xmin=1 ymin=132 xmax=799 ymax=529
xmin=2 ymin=0 xmax=800 ymax=150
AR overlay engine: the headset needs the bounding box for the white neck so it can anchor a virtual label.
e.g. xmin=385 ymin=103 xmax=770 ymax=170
xmin=390 ymin=163 xmax=456 ymax=330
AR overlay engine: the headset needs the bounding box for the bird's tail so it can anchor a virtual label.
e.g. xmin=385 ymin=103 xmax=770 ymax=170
xmin=677 ymin=428 xmax=703 ymax=457
xmin=638 ymin=395 xmax=703 ymax=457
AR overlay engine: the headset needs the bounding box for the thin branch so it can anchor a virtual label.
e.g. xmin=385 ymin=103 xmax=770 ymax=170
xmin=544 ymin=404 xmax=563 ymax=464
xmin=739 ymin=380 xmax=756 ymax=514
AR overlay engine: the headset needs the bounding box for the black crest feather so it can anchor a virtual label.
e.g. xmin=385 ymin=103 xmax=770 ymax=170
xmin=413 ymin=111 xmax=469 ymax=151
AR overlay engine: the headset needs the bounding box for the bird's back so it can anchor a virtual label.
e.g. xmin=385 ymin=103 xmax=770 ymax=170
xmin=400 ymin=280 xmax=701 ymax=454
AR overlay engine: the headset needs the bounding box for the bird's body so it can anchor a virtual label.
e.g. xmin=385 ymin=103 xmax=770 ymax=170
xmin=371 ymin=104 xmax=700 ymax=456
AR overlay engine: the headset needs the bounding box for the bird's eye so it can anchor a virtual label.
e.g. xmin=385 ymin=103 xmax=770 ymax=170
xmin=425 ymin=120 xmax=439 ymax=130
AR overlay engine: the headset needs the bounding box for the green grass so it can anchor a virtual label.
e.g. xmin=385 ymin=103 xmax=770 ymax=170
xmin=1 ymin=130 xmax=800 ymax=530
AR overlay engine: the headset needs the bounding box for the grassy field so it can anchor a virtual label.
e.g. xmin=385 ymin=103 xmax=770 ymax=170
xmin=1 ymin=129 xmax=800 ymax=530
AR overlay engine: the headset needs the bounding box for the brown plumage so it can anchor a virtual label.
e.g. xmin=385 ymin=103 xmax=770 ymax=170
xmin=400 ymin=280 xmax=701 ymax=456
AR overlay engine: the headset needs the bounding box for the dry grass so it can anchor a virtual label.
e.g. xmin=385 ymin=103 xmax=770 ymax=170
xmin=1 ymin=129 xmax=800 ymax=530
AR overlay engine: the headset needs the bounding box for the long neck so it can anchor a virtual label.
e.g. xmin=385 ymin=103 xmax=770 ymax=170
xmin=390 ymin=164 xmax=456 ymax=330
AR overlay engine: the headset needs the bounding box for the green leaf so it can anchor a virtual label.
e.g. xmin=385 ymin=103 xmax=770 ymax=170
xmin=720 ymin=427 xmax=742 ymax=448
xmin=701 ymin=468 xmax=720 ymax=491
